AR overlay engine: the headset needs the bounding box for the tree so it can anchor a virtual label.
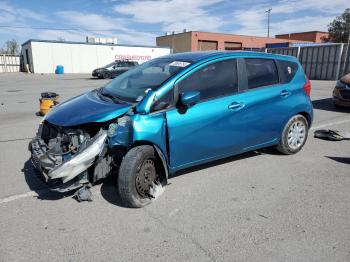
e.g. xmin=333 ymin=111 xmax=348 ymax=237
xmin=326 ymin=8 xmax=350 ymax=43
xmin=1 ymin=39 xmax=20 ymax=54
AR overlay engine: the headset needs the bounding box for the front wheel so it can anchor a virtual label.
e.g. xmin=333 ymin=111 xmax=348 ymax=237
xmin=118 ymin=145 xmax=163 ymax=208
xmin=276 ymin=114 xmax=309 ymax=155
xmin=101 ymin=72 xmax=111 ymax=79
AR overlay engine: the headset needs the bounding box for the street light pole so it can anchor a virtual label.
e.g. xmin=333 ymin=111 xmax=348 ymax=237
xmin=266 ymin=8 xmax=272 ymax=38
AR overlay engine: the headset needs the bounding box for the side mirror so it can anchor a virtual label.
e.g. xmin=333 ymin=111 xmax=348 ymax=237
xmin=180 ymin=91 xmax=200 ymax=107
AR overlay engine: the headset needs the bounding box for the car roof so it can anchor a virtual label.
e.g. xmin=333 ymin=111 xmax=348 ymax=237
xmin=160 ymin=51 xmax=297 ymax=63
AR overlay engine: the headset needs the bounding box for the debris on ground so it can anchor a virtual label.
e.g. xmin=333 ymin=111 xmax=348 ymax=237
xmin=314 ymin=129 xmax=350 ymax=141
xmin=148 ymin=181 xmax=165 ymax=199
xmin=74 ymin=186 xmax=93 ymax=202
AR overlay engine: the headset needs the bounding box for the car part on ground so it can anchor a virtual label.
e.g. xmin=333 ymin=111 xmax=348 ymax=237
xmin=74 ymin=185 xmax=93 ymax=202
xmin=314 ymin=129 xmax=350 ymax=141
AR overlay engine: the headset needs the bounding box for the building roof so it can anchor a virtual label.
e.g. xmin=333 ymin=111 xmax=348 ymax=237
xmin=21 ymin=39 xmax=170 ymax=49
xmin=275 ymin=31 xmax=328 ymax=36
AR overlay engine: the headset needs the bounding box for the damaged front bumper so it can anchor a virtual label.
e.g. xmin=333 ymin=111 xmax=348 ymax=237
xmin=30 ymin=130 xmax=107 ymax=192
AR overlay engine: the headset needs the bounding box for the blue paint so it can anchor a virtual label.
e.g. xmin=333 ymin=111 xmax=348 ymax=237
xmin=45 ymin=91 xmax=131 ymax=126
xmin=45 ymin=51 xmax=313 ymax=174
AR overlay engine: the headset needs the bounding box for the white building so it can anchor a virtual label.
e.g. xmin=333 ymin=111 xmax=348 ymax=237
xmin=21 ymin=39 xmax=171 ymax=74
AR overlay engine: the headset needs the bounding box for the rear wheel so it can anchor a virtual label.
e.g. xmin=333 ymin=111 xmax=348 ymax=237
xmin=118 ymin=145 xmax=162 ymax=208
xmin=276 ymin=114 xmax=308 ymax=155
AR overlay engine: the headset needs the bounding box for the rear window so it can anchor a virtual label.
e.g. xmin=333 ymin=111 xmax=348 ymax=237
xmin=277 ymin=60 xmax=299 ymax=83
xmin=245 ymin=58 xmax=279 ymax=89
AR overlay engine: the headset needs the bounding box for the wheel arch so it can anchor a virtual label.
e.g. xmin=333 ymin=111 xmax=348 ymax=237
xmin=131 ymin=140 xmax=169 ymax=185
xmin=296 ymin=111 xmax=312 ymax=128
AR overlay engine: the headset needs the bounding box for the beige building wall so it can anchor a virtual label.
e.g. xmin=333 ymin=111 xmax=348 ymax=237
xmin=156 ymin=32 xmax=192 ymax=53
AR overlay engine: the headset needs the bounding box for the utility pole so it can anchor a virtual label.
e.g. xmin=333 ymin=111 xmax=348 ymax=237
xmin=342 ymin=32 xmax=350 ymax=75
xmin=266 ymin=8 xmax=272 ymax=38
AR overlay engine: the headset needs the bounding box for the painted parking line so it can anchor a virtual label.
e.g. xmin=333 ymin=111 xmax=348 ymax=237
xmin=0 ymin=190 xmax=41 ymax=204
xmin=0 ymin=187 xmax=101 ymax=205
xmin=311 ymin=117 xmax=350 ymax=131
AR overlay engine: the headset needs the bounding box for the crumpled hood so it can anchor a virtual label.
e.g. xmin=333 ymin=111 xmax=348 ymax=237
xmin=45 ymin=90 xmax=131 ymax=127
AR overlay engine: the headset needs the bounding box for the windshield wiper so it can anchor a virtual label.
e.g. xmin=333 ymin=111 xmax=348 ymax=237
xmin=97 ymin=88 xmax=124 ymax=104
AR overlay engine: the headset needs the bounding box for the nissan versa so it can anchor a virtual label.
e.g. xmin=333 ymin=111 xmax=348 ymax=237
xmin=29 ymin=51 xmax=313 ymax=207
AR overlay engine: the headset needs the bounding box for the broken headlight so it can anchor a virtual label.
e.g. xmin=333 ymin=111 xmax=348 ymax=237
xmin=49 ymin=130 xmax=107 ymax=183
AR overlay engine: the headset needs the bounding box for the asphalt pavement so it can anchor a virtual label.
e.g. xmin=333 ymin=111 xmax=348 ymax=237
xmin=0 ymin=73 xmax=349 ymax=262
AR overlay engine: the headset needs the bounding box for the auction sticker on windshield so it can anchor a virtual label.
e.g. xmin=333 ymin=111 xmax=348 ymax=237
xmin=169 ymin=61 xmax=190 ymax=67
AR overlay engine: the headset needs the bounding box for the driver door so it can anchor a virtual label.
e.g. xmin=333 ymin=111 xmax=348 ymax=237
xmin=166 ymin=58 xmax=244 ymax=169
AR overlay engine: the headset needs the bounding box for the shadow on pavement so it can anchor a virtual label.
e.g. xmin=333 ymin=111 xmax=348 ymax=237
xmin=312 ymin=98 xmax=350 ymax=113
xmin=100 ymin=175 xmax=126 ymax=208
xmin=22 ymin=159 xmax=74 ymax=200
xmin=325 ymin=156 xmax=350 ymax=165
xmin=171 ymin=150 xmax=263 ymax=179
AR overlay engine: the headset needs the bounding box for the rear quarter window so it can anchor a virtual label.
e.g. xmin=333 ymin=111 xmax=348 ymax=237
xmin=245 ymin=58 xmax=279 ymax=89
xmin=276 ymin=60 xmax=299 ymax=84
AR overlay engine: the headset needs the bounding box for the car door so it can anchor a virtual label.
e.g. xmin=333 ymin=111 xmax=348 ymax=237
xmin=166 ymin=58 xmax=248 ymax=169
xmin=232 ymin=57 xmax=290 ymax=149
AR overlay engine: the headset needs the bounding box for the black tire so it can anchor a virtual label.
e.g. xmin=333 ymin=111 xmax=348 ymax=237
xmin=102 ymin=72 xmax=111 ymax=79
xmin=276 ymin=114 xmax=309 ymax=155
xmin=118 ymin=145 xmax=160 ymax=208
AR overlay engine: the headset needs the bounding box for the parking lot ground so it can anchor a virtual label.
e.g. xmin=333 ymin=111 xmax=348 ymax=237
xmin=0 ymin=73 xmax=349 ymax=262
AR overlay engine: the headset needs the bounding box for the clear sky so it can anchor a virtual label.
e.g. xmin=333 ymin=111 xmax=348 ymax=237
xmin=0 ymin=0 xmax=348 ymax=47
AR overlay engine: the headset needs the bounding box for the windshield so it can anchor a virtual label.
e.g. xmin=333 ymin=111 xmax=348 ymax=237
xmin=102 ymin=58 xmax=191 ymax=102
xmin=104 ymin=62 xmax=116 ymax=68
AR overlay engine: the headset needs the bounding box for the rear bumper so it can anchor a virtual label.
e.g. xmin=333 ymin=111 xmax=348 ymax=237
xmin=333 ymin=96 xmax=350 ymax=107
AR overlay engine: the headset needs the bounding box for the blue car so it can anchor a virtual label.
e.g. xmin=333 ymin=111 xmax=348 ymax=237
xmin=30 ymin=51 xmax=313 ymax=207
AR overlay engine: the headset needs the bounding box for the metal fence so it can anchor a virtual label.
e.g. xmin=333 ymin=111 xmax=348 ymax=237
xmin=265 ymin=44 xmax=350 ymax=80
xmin=0 ymin=54 xmax=21 ymax=73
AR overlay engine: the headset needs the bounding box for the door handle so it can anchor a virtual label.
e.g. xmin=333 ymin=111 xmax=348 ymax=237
xmin=228 ymin=102 xmax=245 ymax=111
xmin=280 ymin=90 xmax=291 ymax=97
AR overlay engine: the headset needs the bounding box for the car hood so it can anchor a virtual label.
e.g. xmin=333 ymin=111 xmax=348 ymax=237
xmin=94 ymin=67 xmax=107 ymax=71
xmin=45 ymin=90 xmax=131 ymax=127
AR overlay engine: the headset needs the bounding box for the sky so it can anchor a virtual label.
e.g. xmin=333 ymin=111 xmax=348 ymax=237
xmin=0 ymin=0 xmax=348 ymax=47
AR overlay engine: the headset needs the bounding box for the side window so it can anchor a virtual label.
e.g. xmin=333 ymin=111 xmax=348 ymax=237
xmin=277 ymin=60 xmax=298 ymax=83
xmin=245 ymin=58 xmax=279 ymax=89
xmin=177 ymin=59 xmax=238 ymax=101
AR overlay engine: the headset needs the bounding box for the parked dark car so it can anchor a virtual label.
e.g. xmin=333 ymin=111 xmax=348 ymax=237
xmin=92 ymin=60 xmax=138 ymax=79
xmin=333 ymin=73 xmax=350 ymax=107
xmin=30 ymin=51 xmax=313 ymax=208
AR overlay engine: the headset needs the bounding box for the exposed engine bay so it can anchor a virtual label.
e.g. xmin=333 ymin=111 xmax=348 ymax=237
xmin=30 ymin=121 xmax=114 ymax=192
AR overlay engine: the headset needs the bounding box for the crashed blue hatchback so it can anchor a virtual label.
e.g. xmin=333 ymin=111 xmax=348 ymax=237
xmin=30 ymin=51 xmax=313 ymax=207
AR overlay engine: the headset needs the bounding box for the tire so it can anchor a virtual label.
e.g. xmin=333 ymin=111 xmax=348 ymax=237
xmin=102 ymin=72 xmax=111 ymax=79
xmin=118 ymin=145 xmax=161 ymax=208
xmin=276 ymin=114 xmax=309 ymax=155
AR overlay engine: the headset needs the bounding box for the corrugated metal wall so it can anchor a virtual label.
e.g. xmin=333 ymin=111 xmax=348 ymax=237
xmin=0 ymin=54 xmax=20 ymax=73
xmin=265 ymin=44 xmax=350 ymax=80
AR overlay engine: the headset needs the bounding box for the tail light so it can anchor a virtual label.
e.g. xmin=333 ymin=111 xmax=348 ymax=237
xmin=303 ymin=77 xmax=311 ymax=97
